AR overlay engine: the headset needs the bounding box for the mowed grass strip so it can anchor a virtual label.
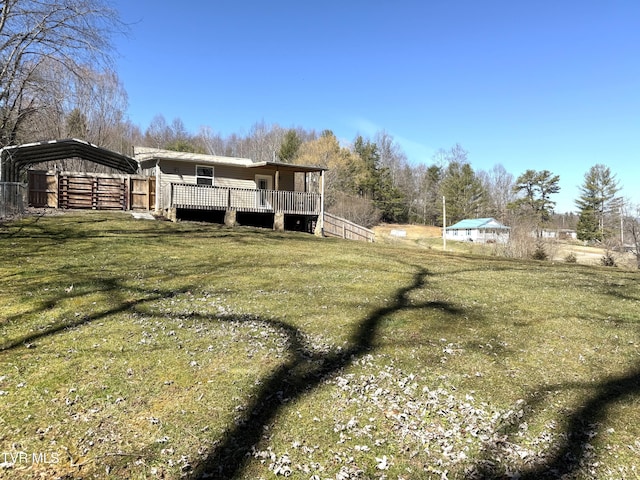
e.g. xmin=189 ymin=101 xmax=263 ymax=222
xmin=0 ymin=212 xmax=639 ymax=479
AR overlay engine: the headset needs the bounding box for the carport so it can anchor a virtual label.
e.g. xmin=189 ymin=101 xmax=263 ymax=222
xmin=0 ymin=138 xmax=139 ymax=182
xmin=0 ymin=139 xmax=153 ymax=211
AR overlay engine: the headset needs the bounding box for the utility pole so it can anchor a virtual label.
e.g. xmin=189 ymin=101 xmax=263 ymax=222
xmin=443 ymin=196 xmax=447 ymax=251
xmin=621 ymin=204 xmax=624 ymax=245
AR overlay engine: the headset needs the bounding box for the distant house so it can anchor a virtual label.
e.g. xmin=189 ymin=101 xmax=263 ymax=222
xmin=541 ymin=229 xmax=578 ymax=240
xmin=445 ymin=217 xmax=510 ymax=243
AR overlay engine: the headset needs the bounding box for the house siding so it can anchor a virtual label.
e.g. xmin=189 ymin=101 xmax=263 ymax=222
xmin=157 ymin=160 xmax=301 ymax=210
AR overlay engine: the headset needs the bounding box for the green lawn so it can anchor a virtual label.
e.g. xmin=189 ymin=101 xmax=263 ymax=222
xmin=1 ymin=212 xmax=639 ymax=479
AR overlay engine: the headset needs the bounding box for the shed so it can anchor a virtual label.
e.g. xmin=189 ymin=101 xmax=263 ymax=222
xmin=445 ymin=217 xmax=510 ymax=243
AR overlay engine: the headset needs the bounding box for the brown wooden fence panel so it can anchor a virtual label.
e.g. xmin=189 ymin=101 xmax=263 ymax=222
xmin=323 ymin=212 xmax=375 ymax=242
xmin=59 ymin=175 xmax=93 ymax=209
xmin=96 ymin=177 xmax=127 ymax=210
xmin=28 ymin=171 xmax=57 ymax=207
xmin=58 ymin=174 xmax=126 ymax=210
xmin=27 ymin=172 xmax=153 ymax=211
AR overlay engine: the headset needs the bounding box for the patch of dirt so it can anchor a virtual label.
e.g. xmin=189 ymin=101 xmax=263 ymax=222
xmin=554 ymin=243 xmax=636 ymax=267
xmin=373 ymin=223 xmax=442 ymax=240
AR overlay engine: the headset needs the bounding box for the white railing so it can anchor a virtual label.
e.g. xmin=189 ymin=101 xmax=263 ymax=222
xmin=170 ymin=183 xmax=321 ymax=215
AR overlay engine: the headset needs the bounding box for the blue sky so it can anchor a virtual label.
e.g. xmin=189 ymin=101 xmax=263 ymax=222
xmin=112 ymin=1 xmax=639 ymax=213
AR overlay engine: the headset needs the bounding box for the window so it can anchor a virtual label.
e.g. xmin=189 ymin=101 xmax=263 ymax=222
xmin=196 ymin=165 xmax=214 ymax=186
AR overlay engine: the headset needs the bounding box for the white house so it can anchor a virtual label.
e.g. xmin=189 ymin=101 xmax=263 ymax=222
xmin=445 ymin=217 xmax=510 ymax=243
xmin=540 ymin=229 xmax=578 ymax=240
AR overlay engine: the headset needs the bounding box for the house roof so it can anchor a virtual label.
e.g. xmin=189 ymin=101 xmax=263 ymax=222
xmin=134 ymin=147 xmax=327 ymax=173
xmin=134 ymin=147 xmax=253 ymax=167
xmin=0 ymin=138 xmax=139 ymax=182
xmin=446 ymin=217 xmax=509 ymax=230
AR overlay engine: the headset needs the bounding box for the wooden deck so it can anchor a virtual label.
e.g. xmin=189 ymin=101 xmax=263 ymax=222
xmin=170 ymin=183 xmax=321 ymax=215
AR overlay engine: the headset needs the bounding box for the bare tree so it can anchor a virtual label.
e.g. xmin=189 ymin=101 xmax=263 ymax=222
xmin=77 ymin=68 xmax=129 ymax=150
xmin=0 ymin=0 xmax=124 ymax=146
xmin=374 ymin=130 xmax=408 ymax=185
xmin=478 ymin=164 xmax=515 ymax=223
xmin=197 ymin=125 xmax=226 ymax=156
xmin=244 ymin=121 xmax=287 ymax=162
xmin=144 ymin=114 xmax=171 ymax=149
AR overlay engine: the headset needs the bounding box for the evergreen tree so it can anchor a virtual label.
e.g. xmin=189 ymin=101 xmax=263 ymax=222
xmin=352 ymin=136 xmax=406 ymax=223
xmin=440 ymin=161 xmax=485 ymax=224
xmin=576 ymin=209 xmax=601 ymax=242
xmin=422 ymin=164 xmax=443 ymax=225
xmin=510 ymin=169 xmax=560 ymax=234
xmin=66 ymin=108 xmax=88 ymax=139
xmin=278 ymin=129 xmax=302 ymax=163
xmin=352 ymin=136 xmax=380 ymax=199
xmin=575 ymin=164 xmax=620 ymax=241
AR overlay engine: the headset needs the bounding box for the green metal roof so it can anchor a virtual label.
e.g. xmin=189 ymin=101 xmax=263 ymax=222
xmin=446 ymin=217 xmax=509 ymax=230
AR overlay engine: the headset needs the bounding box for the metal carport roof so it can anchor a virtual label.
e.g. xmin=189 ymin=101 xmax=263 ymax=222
xmin=0 ymin=139 xmax=139 ymax=182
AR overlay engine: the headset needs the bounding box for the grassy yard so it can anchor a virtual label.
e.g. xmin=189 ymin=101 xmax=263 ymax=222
xmin=1 ymin=212 xmax=639 ymax=479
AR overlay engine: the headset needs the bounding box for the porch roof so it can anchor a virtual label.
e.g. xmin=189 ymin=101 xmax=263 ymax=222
xmin=249 ymin=160 xmax=326 ymax=173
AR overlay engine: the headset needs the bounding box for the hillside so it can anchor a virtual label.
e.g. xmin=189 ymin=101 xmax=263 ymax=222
xmin=374 ymin=222 xmax=637 ymax=267
xmin=1 ymin=212 xmax=639 ymax=479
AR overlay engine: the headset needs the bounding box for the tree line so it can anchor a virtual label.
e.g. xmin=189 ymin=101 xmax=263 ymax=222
xmin=2 ymin=0 xmax=639 ymax=265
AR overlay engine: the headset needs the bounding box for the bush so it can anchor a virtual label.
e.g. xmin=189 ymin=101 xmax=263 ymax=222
xmin=564 ymin=252 xmax=577 ymax=263
xmin=532 ymin=243 xmax=548 ymax=261
xmin=600 ymin=251 xmax=617 ymax=267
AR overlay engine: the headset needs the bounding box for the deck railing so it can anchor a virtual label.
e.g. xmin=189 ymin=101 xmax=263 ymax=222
xmin=170 ymin=183 xmax=321 ymax=215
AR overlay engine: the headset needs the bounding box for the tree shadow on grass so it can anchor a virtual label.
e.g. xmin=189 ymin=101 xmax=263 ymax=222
xmin=190 ymin=266 xmax=466 ymax=480
xmin=472 ymin=366 xmax=640 ymax=479
xmin=0 ymin=277 xmax=194 ymax=352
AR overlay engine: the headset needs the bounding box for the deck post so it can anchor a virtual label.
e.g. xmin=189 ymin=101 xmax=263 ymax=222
xmin=273 ymin=211 xmax=285 ymax=232
xmin=224 ymin=208 xmax=236 ymax=227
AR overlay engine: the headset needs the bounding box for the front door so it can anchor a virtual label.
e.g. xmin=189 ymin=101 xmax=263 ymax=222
xmin=255 ymin=174 xmax=273 ymax=209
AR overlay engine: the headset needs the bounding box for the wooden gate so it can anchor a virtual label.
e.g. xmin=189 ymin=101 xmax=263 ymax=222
xmin=28 ymin=171 xmax=57 ymax=207
xmin=130 ymin=177 xmax=156 ymax=210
